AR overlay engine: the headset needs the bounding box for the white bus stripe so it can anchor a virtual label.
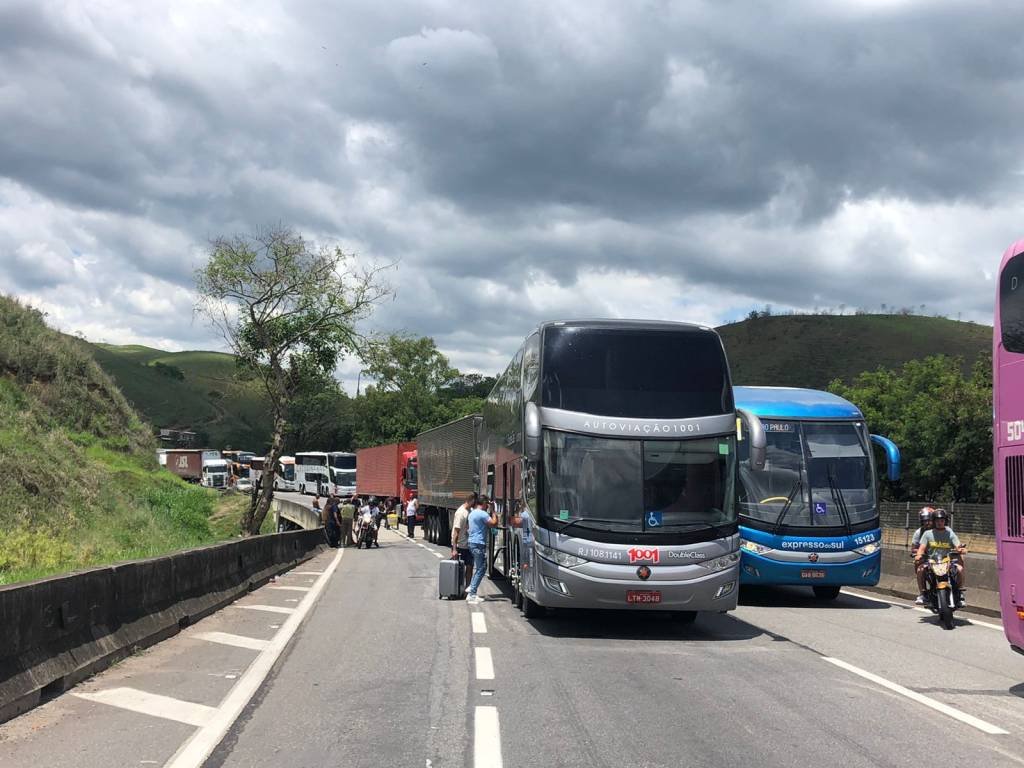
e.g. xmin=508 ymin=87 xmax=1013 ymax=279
xmin=823 ymin=657 xmax=1009 ymax=735
xmin=475 ymin=647 xmax=495 ymax=680
xmin=72 ymin=687 xmax=216 ymax=727
xmin=193 ymin=631 xmax=270 ymax=651
xmin=474 ymin=706 xmax=503 ymax=768
xmin=472 ymin=612 xmax=487 ymax=634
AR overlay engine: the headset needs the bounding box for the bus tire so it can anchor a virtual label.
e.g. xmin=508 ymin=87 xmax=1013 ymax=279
xmin=522 ymin=592 xmax=543 ymax=619
xmin=813 ymin=586 xmax=841 ymax=600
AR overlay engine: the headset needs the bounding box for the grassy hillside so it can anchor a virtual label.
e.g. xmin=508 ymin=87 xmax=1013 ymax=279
xmin=718 ymin=314 xmax=991 ymax=389
xmin=79 ymin=341 xmax=272 ymax=451
xmin=0 ymin=296 xmax=261 ymax=585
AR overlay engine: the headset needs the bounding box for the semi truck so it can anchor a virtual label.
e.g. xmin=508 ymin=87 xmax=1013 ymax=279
xmin=164 ymin=449 xmax=229 ymax=489
xmin=355 ymin=442 xmax=417 ymax=509
xmin=417 ymin=415 xmax=482 ymax=546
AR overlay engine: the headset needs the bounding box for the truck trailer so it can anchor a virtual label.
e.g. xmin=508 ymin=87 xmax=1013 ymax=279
xmin=417 ymin=415 xmax=482 ymax=546
xmin=164 ymin=449 xmax=228 ymax=488
xmin=355 ymin=441 xmax=417 ymax=509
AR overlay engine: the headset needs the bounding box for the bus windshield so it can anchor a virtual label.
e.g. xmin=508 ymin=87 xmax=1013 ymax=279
xmin=541 ymin=326 xmax=732 ymax=418
xmin=738 ymin=421 xmax=875 ymax=529
xmin=329 ymin=454 xmax=357 ymax=470
xmin=542 ymin=431 xmax=735 ymax=533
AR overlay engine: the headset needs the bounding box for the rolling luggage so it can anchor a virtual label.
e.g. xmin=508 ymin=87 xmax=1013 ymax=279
xmin=438 ymin=557 xmax=465 ymax=600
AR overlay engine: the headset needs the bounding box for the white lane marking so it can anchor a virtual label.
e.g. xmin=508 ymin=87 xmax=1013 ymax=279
xmin=236 ymin=604 xmax=295 ymax=615
xmin=472 ymin=613 xmax=488 ymax=634
xmin=72 ymin=687 xmax=216 ymax=727
xmin=267 ymin=585 xmax=311 ymax=592
xmin=841 ymin=589 xmax=1003 ymax=630
xmin=475 ymin=647 xmax=495 ymax=680
xmin=474 ymin=706 xmax=503 ymax=768
xmin=432 ymin=552 xmax=444 ymax=559
xmin=165 ymin=549 xmax=343 ymax=768
xmin=823 ymin=657 xmax=1009 ymax=735
xmin=193 ymin=632 xmax=270 ymax=652
xmin=288 ymin=571 xmax=323 ymax=576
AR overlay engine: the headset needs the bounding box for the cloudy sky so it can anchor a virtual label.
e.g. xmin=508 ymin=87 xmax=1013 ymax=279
xmin=2 ymin=0 xmax=1023 ymax=381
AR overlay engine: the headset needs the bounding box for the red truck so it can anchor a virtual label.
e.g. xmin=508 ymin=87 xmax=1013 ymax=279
xmin=355 ymin=441 xmax=418 ymax=512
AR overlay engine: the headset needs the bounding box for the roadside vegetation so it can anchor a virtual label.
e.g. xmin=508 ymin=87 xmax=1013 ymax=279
xmin=0 ymin=296 xmax=269 ymax=585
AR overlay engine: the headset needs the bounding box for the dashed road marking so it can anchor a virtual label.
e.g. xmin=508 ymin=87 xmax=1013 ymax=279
xmin=165 ymin=549 xmax=344 ymax=767
xmin=72 ymin=687 xmax=216 ymax=727
xmin=475 ymin=647 xmax=495 ymax=680
xmin=823 ymin=657 xmax=1009 ymax=735
xmin=474 ymin=706 xmax=503 ymax=768
xmin=288 ymin=571 xmax=323 ymax=576
xmin=432 ymin=552 xmax=444 ymax=559
xmin=267 ymin=585 xmax=311 ymax=592
xmin=236 ymin=604 xmax=295 ymax=615
xmin=193 ymin=631 xmax=270 ymax=651
xmin=472 ymin=612 xmax=487 ymax=634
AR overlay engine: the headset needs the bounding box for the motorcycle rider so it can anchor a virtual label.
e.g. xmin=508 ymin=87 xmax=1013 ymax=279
xmin=911 ymin=507 xmax=935 ymax=605
xmin=914 ymin=508 xmax=966 ymax=605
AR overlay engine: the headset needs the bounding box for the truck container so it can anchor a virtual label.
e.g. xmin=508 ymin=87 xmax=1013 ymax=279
xmin=355 ymin=441 xmax=417 ymax=508
xmin=164 ymin=449 xmax=222 ymax=483
xmin=417 ymin=415 xmax=482 ymax=546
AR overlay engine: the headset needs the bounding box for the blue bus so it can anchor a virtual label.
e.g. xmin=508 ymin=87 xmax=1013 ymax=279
xmin=734 ymin=387 xmax=901 ymax=599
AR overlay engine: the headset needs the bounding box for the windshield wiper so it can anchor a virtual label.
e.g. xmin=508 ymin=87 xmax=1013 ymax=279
xmin=772 ymin=480 xmax=803 ymax=536
xmin=826 ymin=465 xmax=853 ymax=535
xmin=551 ymin=517 xmax=619 ymax=536
xmin=667 ymin=520 xmax=734 ymax=539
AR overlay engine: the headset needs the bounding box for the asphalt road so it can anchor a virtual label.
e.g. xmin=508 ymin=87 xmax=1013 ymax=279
xmin=3 ymin=525 xmax=1024 ymax=768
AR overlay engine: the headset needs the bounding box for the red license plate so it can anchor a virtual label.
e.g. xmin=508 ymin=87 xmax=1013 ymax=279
xmin=800 ymin=570 xmax=826 ymax=579
xmin=626 ymin=590 xmax=662 ymax=604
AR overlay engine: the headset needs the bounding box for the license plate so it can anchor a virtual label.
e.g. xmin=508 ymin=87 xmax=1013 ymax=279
xmin=626 ymin=590 xmax=662 ymax=604
xmin=800 ymin=569 xmax=826 ymax=579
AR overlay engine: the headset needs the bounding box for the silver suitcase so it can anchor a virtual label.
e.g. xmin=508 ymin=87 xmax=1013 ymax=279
xmin=438 ymin=557 xmax=465 ymax=600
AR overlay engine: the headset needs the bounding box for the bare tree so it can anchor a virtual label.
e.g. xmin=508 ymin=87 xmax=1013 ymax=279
xmin=195 ymin=225 xmax=389 ymax=534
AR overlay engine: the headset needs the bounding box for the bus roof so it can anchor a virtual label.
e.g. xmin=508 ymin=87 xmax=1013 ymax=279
xmin=734 ymin=386 xmax=863 ymax=420
xmin=1001 ymin=239 xmax=1024 ymax=269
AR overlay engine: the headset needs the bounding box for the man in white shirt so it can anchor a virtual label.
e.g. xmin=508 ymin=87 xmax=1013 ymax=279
xmin=451 ymin=493 xmax=479 ymax=592
xmin=405 ymin=496 xmax=419 ymax=539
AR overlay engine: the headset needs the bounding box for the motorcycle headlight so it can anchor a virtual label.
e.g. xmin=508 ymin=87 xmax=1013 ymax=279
xmin=534 ymin=541 xmax=588 ymax=568
xmin=740 ymin=539 xmax=771 ymax=555
xmin=698 ymin=551 xmax=740 ymax=573
xmin=853 ymin=542 xmax=880 ymax=556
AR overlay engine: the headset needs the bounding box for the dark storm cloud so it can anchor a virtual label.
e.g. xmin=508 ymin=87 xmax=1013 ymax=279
xmin=0 ymin=1 xmax=1020 ymax=369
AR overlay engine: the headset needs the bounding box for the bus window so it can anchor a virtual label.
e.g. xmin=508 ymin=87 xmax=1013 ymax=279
xmin=1001 ymin=252 xmax=1024 ymax=353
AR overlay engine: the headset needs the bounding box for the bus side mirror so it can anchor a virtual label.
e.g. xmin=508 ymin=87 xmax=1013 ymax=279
xmin=737 ymin=408 xmax=766 ymax=471
xmin=525 ymin=402 xmax=541 ymax=462
xmin=870 ymin=434 xmax=901 ymax=482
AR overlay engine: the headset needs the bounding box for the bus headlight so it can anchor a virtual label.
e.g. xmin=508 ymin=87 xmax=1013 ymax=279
xmin=739 ymin=539 xmax=770 ymax=555
xmin=534 ymin=542 xmax=588 ymax=568
xmin=853 ymin=542 xmax=880 ymax=556
xmin=698 ymin=552 xmax=740 ymax=573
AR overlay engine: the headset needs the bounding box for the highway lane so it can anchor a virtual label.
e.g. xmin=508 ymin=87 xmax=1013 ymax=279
xmin=4 ymin=522 xmax=1024 ymax=767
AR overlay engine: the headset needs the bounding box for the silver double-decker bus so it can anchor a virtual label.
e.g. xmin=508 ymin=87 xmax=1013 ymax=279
xmin=481 ymin=320 xmax=765 ymax=621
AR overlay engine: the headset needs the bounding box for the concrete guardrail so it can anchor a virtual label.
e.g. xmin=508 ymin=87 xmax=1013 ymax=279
xmin=0 ymin=528 xmax=326 ymax=724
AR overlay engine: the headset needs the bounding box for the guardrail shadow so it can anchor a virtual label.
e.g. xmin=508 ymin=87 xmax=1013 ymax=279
xmin=481 ymin=581 xmax=766 ymax=642
xmin=739 ymin=585 xmax=889 ymax=610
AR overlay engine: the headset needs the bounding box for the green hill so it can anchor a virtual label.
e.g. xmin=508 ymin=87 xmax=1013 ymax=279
xmin=718 ymin=314 xmax=991 ymax=389
xmin=79 ymin=341 xmax=272 ymax=451
xmin=0 ymin=296 xmax=253 ymax=585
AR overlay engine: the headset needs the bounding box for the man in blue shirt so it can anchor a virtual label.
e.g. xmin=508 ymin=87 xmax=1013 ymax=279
xmin=466 ymin=496 xmax=498 ymax=604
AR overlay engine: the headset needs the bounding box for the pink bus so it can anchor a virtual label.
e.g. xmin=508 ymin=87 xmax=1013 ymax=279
xmin=995 ymin=239 xmax=1024 ymax=654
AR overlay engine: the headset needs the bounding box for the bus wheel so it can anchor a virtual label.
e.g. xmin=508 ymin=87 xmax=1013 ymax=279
xmin=510 ymin=545 xmax=523 ymax=610
xmin=522 ymin=591 xmax=544 ymax=619
xmin=813 ymin=586 xmax=841 ymax=600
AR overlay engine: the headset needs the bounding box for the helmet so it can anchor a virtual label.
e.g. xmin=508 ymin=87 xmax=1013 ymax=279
xmin=933 ymin=508 xmax=948 ymax=521
xmin=369 ymin=496 xmax=378 ymax=505
xmin=919 ymin=506 xmax=935 ymax=524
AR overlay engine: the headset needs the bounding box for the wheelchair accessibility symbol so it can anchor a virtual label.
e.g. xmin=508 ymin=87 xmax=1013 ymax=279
xmin=813 ymin=502 xmax=827 ymax=515
xmin=647 ymin=511 xmax=663 ymax=528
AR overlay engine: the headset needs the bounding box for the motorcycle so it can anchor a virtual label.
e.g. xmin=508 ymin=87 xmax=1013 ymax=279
xmin=920 ymin=554 xmax=962 ymax=630
xmin=356 ymin=511 xmax=379 ymax=549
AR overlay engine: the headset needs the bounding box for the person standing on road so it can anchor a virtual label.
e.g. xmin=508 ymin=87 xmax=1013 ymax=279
xmin=451 ymin=492 xmax=479 ymax=590
xmin=340 ymin=496 xmax=357 ymax=546
xmin=405 ymin=496 xmax=419 ymax=539
xmin=466 ymin=496 xmax=498 ymax=604
xmin=323 ymin=495 xmax=342 ymax=547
